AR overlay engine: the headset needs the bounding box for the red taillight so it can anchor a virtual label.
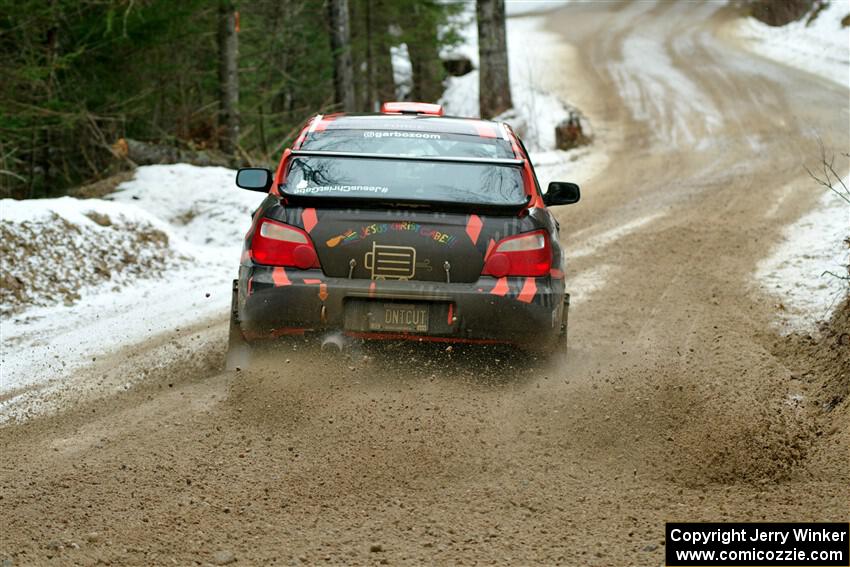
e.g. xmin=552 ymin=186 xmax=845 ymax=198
xmin=482 ymin=230 xmax=551 ymax=277
xmin=251 ymin=218 xmax=320 ymax=269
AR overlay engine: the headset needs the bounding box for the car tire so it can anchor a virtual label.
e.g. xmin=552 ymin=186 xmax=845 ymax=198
xmin=225 ymin=279 xmax=252 ymax=371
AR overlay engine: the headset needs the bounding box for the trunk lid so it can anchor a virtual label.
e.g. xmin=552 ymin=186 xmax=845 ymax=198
xmin=306 ymin=208 xmax=522 ymax=283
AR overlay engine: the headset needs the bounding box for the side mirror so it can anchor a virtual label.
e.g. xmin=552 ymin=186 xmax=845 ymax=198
xmin=236 ymin=168 xmax=272 ymax=192
xmin=543 ymin=181 xmax=580 ymax=206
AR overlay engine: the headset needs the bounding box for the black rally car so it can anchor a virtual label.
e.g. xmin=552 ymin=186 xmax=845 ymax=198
xmin=230 ymin=102 xmax=580 ymax=358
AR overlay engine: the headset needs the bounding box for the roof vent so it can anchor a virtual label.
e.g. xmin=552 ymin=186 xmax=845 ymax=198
xmin=380 ymin=102 xmax=444 ymax=116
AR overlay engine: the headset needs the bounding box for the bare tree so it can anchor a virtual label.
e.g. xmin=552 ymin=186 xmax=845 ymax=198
xmin=806 ymin=139 xmax=850 ymax=205
xmin=476 ymin=0 xmax=512 ymax=118
xmin=328 ymin=0 xmax=356 ymax=112
xmin=806 ymin=139 xmax=850 ymax=283
xmin=218 ymin=0 xmax=240 ymax=154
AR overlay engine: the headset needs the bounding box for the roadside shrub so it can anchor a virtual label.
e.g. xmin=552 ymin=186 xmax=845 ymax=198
xmin=746 ymin=0 xmax=820 ymax=26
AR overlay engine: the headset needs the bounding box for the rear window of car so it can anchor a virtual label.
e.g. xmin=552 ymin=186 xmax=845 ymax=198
xmin=282 ymin=156 xmax=527 ymax=207
xmin=301 ymin=124 xmax=515 ymax=159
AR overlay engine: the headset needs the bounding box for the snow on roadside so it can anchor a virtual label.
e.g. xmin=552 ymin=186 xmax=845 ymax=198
xmin=728 ymin=1 xmax=850 ymax=88
xmin=109 ymin=164 xmax=258 ymax=250
xmin=1 ymin=165 xmax=262 ymax=395
xmin=755 ymin=187 xmax=850 ymax=332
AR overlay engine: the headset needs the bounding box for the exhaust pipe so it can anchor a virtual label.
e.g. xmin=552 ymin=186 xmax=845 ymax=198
xmin=321 ymin=331 xmax=347 ymax=352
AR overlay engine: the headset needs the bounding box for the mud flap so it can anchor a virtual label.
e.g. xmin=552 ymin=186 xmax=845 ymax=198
xmin=225 ymin=279 xmax=252 ymax=371
xmin=528 ymin=293 xmax=569 ymax=363
xmin=557 ymin=293 xmax=570 ymax=361
xmin=542 ymin=292 xmax=569 ymax=365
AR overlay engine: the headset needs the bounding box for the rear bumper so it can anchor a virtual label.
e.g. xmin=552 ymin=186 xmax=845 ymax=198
xmin=237 ymin=265 xmax=566 ymax=350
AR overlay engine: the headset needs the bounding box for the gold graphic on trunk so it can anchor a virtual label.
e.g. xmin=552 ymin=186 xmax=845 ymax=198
xmin=364 ymin=243 xmax=417 ymax=280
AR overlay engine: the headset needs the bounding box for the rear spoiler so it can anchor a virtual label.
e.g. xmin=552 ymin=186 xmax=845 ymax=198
xmin=278 ymin=192 xmax=531 ymax=215
xmin=289 ymin=150 xmax=524 ymax=167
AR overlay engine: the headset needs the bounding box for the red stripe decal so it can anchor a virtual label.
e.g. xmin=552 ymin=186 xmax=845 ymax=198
xmin=318 ymin=283 xmax=328 ymax=302
xmin=272 ymin=148 xmax=292 ymax=195
xmin=549 ymin=268 xmax=564 ymax=279
xmin=303 ymin=278 xmax=322 ymax=285
xmin=466 ymin=214 xmax=483 ymax=244
xmin=313 ymin=114 xmax=339 ymax=133
xmin=369 ymin=282 xmax=376 ymax=298
xmin=490 ymin=277 xmax=509 ymax=296
xmin=302 ymin=208 xmax=318 ymax=233
xmin=272 ymin=267 xmax=291 ymax=287
xmin=484 ymin=238 xmax=496 ymax=260
xmin=473 ymin=122 xmax=497 ymax=138
xmin=447 ymin=303 xmax=454 ymax=325
xmin=247 ymin=276 xmax=254 ymax=296
xmin=517 ymin=277 xmax=537 ymax=303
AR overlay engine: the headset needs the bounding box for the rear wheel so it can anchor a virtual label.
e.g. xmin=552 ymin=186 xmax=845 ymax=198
xmin=225 ymin=280 xmax=252 ymax=371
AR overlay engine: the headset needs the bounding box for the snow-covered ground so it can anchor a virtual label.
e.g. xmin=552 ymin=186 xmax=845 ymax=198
xmin=729 ymin=0 xmax=850 ymax=88
xmin=1 ymin=165 xmax=262 ymax=396
xmin=755 ymin=186 xmax=849 ymax=332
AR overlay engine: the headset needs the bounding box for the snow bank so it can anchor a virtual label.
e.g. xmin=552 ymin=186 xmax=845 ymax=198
xmin=1 ymin=165 xmax=263 ymax=394
xmin=729 ymin=1 xmax=850 ymax=88
xmin=0 ymin=198 xmax=178 ymax=316
xmin=755 ymin=187 xmax=850 ymax=332
xmin=109 ymin=164 xmax=258 ymax=251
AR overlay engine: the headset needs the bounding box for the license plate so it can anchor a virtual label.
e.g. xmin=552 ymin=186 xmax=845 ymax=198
xmin=369 ymin=303 xmax=429 ymax=332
